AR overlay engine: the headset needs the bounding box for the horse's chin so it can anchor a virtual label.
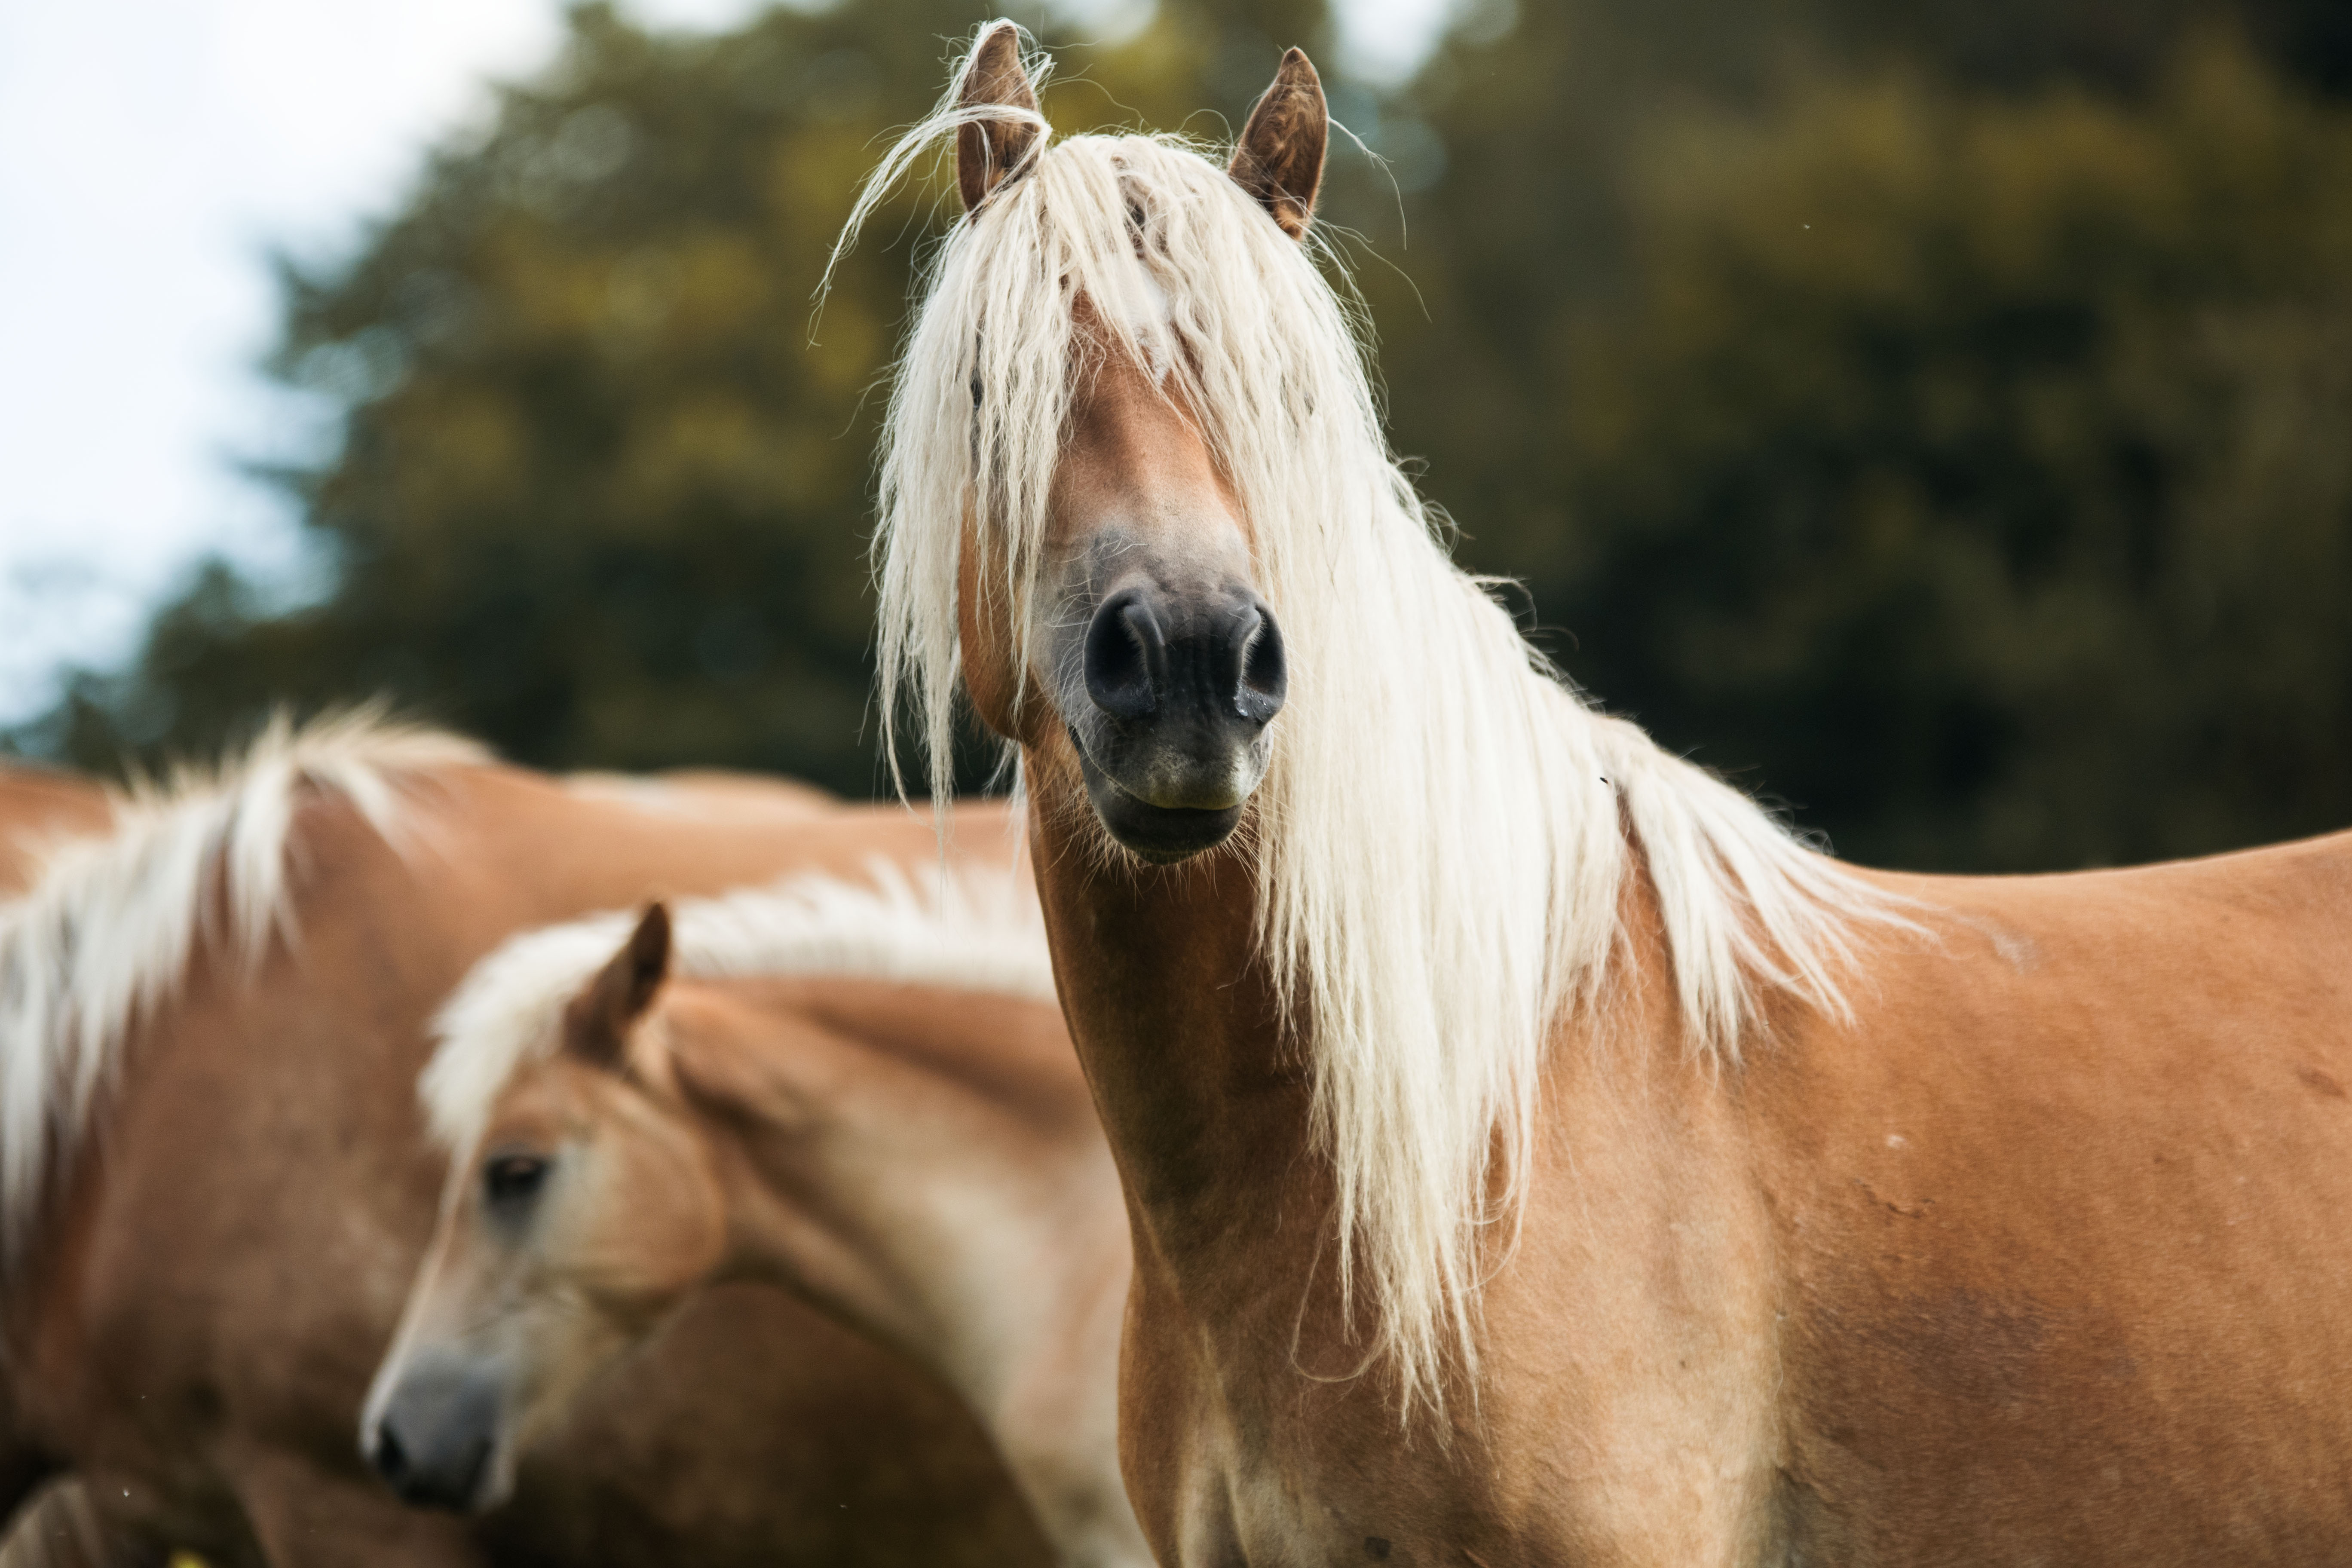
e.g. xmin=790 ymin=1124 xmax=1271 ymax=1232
xmin=1073 ymin=741 xmax=1247 ymax=864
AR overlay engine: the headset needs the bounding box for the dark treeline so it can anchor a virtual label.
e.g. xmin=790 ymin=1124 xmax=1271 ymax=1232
xmin=13 ymin=0 xmax=2351 ymax=870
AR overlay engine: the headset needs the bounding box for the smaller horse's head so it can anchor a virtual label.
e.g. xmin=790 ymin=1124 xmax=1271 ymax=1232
xmin=361 ymin=906 xmax=722 ymax=1513
xmin=915 ymin=26 xmax=1328 ymax=864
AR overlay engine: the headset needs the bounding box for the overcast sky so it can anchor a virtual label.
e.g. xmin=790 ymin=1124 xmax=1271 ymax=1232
xmin=0 ymin=0 xmax=1449 ymax=726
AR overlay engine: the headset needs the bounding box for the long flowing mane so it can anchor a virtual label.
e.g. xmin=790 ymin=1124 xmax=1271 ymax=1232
xmin=421 ymin=863 xmax=1054 ymax=1158
xmin=855 ymin=26 xmax=1909 ymax=1410
xmin=0 ymin=712 xmax=485 ymax=1258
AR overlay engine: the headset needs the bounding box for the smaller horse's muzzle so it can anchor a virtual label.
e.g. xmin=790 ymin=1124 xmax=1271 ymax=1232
xmin=1071 ymin=581 xmax=1286 ymax=862
xmin=365 ymin=1353 xmax=505 ymax=1513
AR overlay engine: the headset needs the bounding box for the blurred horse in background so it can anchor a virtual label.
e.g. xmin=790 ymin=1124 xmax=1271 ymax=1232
xmin=864 ymin=23 xmax=2352 ymax=1565
xmin=0 ymin=714 xmax=1055 ymax=1567
xmin=365 ymin=870 xmax=1145 ymax=1567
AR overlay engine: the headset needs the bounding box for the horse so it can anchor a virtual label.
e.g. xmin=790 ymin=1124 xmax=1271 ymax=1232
xmin=362 ymin=867 xmax=1148 ymax=1568
xmin=851 ymin=22 xmax=2352 ymax=1564
xmin=0 ymin=713 xmax=1057 ymax=1567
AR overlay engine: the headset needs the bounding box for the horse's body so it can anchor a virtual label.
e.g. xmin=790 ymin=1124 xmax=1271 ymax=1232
xmin=0 ymin=718 xmax=1051 ymax=1567
xmin=367 ymin=871 xmax=1147 ymax=1567
xmin=861 ymin=25 xmax=2352 ymax=1564
xmin=1750 ymin=844 xmax=2352 ymax=1562
xmin=1046 ymin=824 xmax=2352 ymax=1564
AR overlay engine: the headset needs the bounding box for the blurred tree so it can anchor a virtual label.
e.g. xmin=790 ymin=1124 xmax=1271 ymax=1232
xmin=16 ymin=0 xmax=1329 ymax=794
xmin=1385 ymin=35 xmax=2352 ymax=870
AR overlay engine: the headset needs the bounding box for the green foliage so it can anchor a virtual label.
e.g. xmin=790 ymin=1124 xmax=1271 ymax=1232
xmin=1810 ymin=0 xmax=2352 ymax=96
xmin=1390 ymin=35 xmax=2352 ymax=869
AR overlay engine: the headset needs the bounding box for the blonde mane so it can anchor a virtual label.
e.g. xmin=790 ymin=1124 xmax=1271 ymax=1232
xmin=858 ymin=25 xmax=1908 ymax=1412
xmin=0 ymin=712 xmax=486 ymax=1256
xmin=421 ymin=862 xmax=1054 ymax=1159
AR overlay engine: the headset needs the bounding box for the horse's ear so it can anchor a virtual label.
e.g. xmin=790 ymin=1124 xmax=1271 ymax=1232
xmin=957 ymin=21 xmax=1041 ymax=213
xmin=1228 ymin=48 xmax=1326 ymax=242
xmin=564 ymin=904 xmax=671 ymax=1072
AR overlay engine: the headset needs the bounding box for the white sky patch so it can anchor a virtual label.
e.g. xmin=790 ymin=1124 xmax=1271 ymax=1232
xmin=0 ymin=0 xmax=580 ymax=722
xmin=1333 ymin=0 xmax=1454 ymax=84
xmin=0 ymin=0 xmax=1444 ymax=728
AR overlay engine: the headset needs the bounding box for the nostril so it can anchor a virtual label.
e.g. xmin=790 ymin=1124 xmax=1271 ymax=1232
xmin=371 ymin=1423 xmax=410 ymax=1485
xmin=1235 ymin=604 xmax=1287 ymax=724
xmin=1084 ymin=590 xmax=1166 ymax=722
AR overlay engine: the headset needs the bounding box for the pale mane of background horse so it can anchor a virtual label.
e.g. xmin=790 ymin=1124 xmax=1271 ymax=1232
xmin=0 ymin=713 xmax=1057 ymax=1567
xmin=0 ymin=712 xmax=482 ymax=1261
xmin=420 ymin=862 xmax=1056 ymax=1155
xmin=846 ymin=24 xmax=1908 ymax=1407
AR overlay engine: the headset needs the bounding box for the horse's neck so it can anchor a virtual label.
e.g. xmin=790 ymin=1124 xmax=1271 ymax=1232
xmin=1027 ymin=797 xmax=1801 ymax=1560
xmin=675 ymin=980 xmax=1144 ymax=1565
xmin=1023 ymin=801 xmax=1324 ymax=1317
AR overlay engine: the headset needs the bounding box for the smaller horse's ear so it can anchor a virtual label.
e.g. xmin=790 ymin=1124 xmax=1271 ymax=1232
xmin=1229 ymin=48 xmax=1327 ymax=242
xmin=564 ymin=903 xmax=671 ymax=1071
xmin=957 ymin=21 xmax=1041 ymax=213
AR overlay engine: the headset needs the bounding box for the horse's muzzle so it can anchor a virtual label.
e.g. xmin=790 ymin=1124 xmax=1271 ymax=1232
xmin=365 ymin=1354 xmax=506 ymax=1513
xmin=1072 ymin=582 xmax=1285 ymax=862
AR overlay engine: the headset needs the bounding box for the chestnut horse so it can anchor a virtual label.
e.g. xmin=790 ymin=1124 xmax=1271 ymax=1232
xmin=364 ymin=869 xmax=1146 ymax=1567
xmin=853 ymin=23 xmax=2352 ymax=1565
xmin=0 ymin=714 xmax=1053 ymax=1567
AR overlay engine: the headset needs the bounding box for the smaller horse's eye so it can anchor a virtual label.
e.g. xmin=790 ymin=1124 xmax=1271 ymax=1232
xmin=969 ymin=371 xmax=984 ymax=409
xmin=484 ymin=1154 xmax=550 ymax=1208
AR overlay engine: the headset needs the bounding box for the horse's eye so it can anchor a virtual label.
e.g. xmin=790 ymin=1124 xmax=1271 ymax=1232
xmin=484 ymin=1154 xmax=550 ymax=1208
xmin=969 ymin=371 xmax=984 ymax=409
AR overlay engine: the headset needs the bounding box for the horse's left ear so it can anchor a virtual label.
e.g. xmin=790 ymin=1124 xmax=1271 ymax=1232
xmin=564 ymin=903 xmax=671 ymax=1072
xmin=957 ymin=21 xmax=1042 ymax=213
xmin=1229 ymin=48 xmax=1326 ymax=242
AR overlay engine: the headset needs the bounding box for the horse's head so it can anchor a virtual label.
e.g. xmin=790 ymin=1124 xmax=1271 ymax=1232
xmin=881 ymin=25 xmax=1329 ymax=865
xmin=361 ymin=906 xmax=723 ymax=1513
xmin=1020 ymin=287 xmax=1291 ymax=863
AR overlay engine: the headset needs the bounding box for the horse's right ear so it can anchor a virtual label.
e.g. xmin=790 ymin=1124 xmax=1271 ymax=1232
xmin=956 ymin=21 xmax=1041 ymax=213
xmin=1229 ymin=48 xmax=1326 ymax=242
xmin=564 ymin=904 xmax=671 ymax=1072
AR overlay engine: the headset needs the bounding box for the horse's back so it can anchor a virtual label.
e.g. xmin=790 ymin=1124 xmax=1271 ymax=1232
xmin=1754 ymin=831 xmax=2352 ymax=1562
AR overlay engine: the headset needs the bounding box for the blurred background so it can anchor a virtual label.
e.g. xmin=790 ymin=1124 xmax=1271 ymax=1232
xmin=3 ymin=0 xmax=2347 ymax=872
